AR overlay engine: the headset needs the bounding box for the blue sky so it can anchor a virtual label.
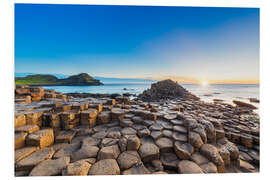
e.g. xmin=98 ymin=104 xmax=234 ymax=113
xmin=15 ymin=4 xmax=259 ymax=83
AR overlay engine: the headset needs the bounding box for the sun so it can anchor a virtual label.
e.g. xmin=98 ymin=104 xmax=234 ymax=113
xmin=200 ymin=80 xmax=209 ymax=87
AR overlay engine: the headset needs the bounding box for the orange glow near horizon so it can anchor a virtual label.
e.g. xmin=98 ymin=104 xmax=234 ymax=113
xmin=99 ymin=74 xmax=259 ymax=85
xmin=207 ymin=79 xmax=259 ymax=85
xmin=153 ymin=76 xmax=259 ymax=85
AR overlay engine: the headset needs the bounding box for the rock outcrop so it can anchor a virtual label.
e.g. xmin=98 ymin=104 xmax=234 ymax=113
xmin=138 ymin=79 xmax=199 ymax=102
xmin=232 ymin=100 xmax=257 ymax=110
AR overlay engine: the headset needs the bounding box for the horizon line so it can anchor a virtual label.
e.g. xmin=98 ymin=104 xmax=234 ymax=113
xmin=14 ymin=72 xmax=259 ymax=85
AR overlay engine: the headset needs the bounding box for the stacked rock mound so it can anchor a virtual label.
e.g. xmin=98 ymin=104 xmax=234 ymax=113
xmin=14 ymin=85 xmax=259 ymax=176
xmin=15 ymin=85 xmax=67 ymax=104
xmin=139 ymin=79 xmax=199 ymax=102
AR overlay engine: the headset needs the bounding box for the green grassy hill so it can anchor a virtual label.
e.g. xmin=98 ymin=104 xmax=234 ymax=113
xmin=15 ymin=73 xmax=103 ymax=86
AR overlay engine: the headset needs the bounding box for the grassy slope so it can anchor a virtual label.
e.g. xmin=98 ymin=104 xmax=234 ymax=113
xmin=15 ymin=79 xmax=64 ymax=85
xmin=15 ymin=74 xmax=59 ymax=85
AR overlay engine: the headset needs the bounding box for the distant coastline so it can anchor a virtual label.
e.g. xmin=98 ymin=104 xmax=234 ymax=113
xmin=15 ymin=72 xmax=156 ymax=84
xmin=15 ymin=73 xmax=103 ymax=86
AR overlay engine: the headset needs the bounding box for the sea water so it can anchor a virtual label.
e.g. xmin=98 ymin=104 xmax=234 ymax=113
xmin=40 ymin=83 xmax=259 ymax=109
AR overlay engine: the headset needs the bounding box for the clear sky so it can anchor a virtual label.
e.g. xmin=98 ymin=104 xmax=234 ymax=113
xmin=15 ymin=4 xmax=259 ymax=84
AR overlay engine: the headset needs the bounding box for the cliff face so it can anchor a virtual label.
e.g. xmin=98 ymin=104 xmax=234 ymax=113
xmin=15 ymin=73 xmax=103 ymax=86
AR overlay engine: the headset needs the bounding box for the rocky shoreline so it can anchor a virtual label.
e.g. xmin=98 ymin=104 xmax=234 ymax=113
xmin=14 ymin=80 xmax=260 ymax=176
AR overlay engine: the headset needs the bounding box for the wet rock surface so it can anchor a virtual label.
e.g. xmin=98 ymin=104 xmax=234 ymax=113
xmin=14 ymin=84 xmax=260 ymax=176
xmin=88 ymin=159 xmax=120 ymax=175
xmin=62 ymin=160 xmax=92 ymax=176
xmin=29 ymin=156 xmax=70 ymax=176
xmin=117 ymin=151 xmax=141 ymax=170
xmin=178 ymin=160 xmax=203 ymax=174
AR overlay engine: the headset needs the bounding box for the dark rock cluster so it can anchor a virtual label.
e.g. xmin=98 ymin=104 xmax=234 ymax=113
xmin=138 ymin=79 xmax=199 ymax=102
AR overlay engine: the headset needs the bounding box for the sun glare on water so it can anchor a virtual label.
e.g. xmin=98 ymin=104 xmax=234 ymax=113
xmin=200 ymin=80 xmax=209 ymax=87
